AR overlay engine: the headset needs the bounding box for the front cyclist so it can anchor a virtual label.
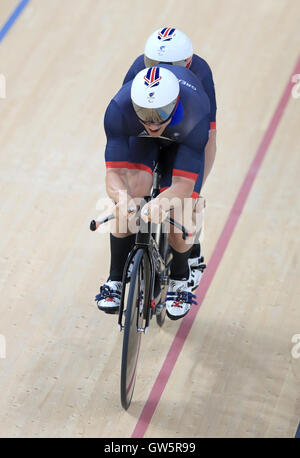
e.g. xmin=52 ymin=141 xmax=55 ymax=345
xmin=124 ymin=28 xmax=217 ymax=273
xmin=95 ymin=65 xmax=212 ymax=320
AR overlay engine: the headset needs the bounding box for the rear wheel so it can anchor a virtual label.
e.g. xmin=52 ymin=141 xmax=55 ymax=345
xmin=156 ymin=300 xmax=167 ymax=327
xmin=120 ymin=249 xmax=150 ymax=410
xmin=156 ymin=232 xmax=170 ymax=328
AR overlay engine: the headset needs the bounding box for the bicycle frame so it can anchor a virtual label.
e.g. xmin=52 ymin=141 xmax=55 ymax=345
xmin=117 ymin=206 xmax=171 ymax=333
xmin=118 ymin=162 xmax=171 ymax=333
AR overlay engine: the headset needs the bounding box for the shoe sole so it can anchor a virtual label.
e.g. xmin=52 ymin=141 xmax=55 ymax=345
xmin=98 ymin=305 xmax=120 ymax=315
xmin=166 ymin=309 xmax=190 ymax=321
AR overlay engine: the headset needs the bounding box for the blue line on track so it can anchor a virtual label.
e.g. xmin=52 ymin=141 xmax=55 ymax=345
xmin=0 ymin=0 xmax=31 ymax=43
xmin=296 ymin=421 xmax=300 ymax=438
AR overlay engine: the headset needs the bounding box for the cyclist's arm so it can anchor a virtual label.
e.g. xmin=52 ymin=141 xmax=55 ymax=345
xmin=192 ymin=61 xmax=218 ymax=186
xmin=202 ymin=69 xmax=217 ymax=130
xmin=158 ymin=175 xmax=197 ymax=209
xmin=104 ymin=100 xmax=134 ymax=204
xmin=104 ymin=100 xmax=153 ymax=208
xmin=105 ymin=168 xmax=132 ymax=204
xmin=194 ymin=56 xmax=217 ymax=130
xmin=159 ymin=117 xmax=210 ymax=208
xmin=203 ymin=128 xmax=217 ymax=185
xmin=141 ymin=174 xmax=195 ymax=224
xmin=199 ymin=64 xmax=217 ymax=184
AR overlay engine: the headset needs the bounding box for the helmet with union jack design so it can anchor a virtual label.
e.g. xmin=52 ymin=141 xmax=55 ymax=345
xmin=144 ymin=27 xmax=194 ymax=69
xmin=131 ymin=66 xmax=180 ymax=125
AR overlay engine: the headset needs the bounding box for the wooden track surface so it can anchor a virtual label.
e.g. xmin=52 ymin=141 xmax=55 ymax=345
xmin=0 ymin=0 xmax=299 ymax=438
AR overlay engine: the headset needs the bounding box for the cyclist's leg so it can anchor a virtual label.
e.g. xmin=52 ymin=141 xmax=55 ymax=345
xmin=157 ymin=143 xmax=195 ymax=278
xmin=109 ymin=136 xmax=160 ymax=273
xmin=159 ymin=145 xmax=204 ymax=318
xmin=96 ymin=138 xmax=159 ymax=311
xmin=189 ymin=172 xmax=206 ymax=261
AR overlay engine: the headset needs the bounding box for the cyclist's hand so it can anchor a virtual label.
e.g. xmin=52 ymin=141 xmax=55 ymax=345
xmin=113 ymin=194 xmax=137 ymax=220
xmin=141 ymin=200 xmax=168 ymax=224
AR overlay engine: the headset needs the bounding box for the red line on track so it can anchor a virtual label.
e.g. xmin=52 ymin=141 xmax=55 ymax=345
xmin=131 ymin=55 xmax=300 ymax=438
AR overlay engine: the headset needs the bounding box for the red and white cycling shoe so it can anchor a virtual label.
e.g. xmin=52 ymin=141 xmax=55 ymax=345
xmin=95 ymin=280 xmax=122 ymax=314
xmin=166 ymin=279 xmax=197 ymax=320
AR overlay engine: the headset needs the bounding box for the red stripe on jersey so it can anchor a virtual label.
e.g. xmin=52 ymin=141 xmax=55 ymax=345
xmin=172 ymin=169 xmax=198 ymax=181
xmin=106 ymin=161 xmax=153 ymax=175
xmin=159 ymin=187 xmax=169 ymax=193
xmin=131 ymin=163 xmax=153 ymax=174
xmin=161 ymin=187 xmax=199 ymax=199
xmin=210 ymin=122 xmax=216 ymax=130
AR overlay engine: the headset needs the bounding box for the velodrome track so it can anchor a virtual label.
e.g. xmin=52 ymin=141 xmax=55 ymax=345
xmin=0 ymin=0 xmax=299 ymax=438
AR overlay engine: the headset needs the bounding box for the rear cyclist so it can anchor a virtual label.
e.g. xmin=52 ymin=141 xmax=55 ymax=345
xmin=96 ymin=65 xmax=212 ymax=320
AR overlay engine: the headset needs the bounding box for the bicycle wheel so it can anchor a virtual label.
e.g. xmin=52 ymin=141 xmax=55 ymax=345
xmin=120 ymin=248 xmax=150 ymax=410
xmin=156 ymin=232 xmax=170 ymax=328
xmin=156 ymin=297 xmax=167 ymax=327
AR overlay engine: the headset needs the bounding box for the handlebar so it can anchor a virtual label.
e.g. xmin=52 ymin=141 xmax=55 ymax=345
xmin=90 ymin=214 xmax=115 ymax=231
xmin=90 ymin=212 xmax=191 ymax=240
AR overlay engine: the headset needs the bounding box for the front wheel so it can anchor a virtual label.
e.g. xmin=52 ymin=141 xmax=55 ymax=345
xmin=120 ymin=249 xmax=150 ymax=410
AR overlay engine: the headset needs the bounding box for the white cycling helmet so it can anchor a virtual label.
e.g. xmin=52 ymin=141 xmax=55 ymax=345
xmin=131 ymin=66 xmax=180 ymax=124
xmin=144 ymin=27 xmax=194 ymax=68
